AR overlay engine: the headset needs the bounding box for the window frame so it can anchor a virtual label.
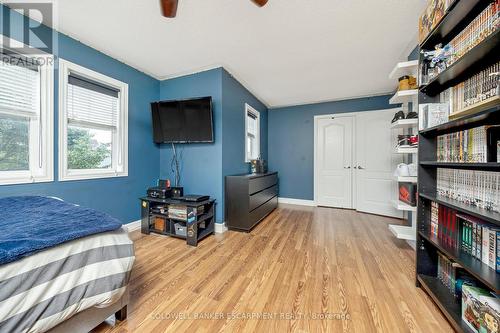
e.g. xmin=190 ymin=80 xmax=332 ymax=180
xmin=244 ymin=103 xmax=260 ymax=163
xmin=58 ymin=58 xmax=128 ymax=181
xmin=0 ymin=36 xmax=54 ymax=186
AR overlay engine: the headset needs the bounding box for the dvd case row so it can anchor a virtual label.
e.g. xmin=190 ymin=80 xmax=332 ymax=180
xmin=437 ymin=168 xmax=500 ymax=213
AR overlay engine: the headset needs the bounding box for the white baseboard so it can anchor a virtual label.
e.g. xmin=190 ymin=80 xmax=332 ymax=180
xmin=215 ymin=222 xmax=228 ymax=234
xmin=278 ymin=197 xmax=316 ymax=207
xmin=124 ymin=220 xmax=141 ymax=233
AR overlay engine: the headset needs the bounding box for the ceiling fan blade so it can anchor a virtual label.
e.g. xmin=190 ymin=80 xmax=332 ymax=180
xmin=161 ymin=0 xmax=178 ymax=18
xmin=251 ymin=0 xmax=268 ymax=7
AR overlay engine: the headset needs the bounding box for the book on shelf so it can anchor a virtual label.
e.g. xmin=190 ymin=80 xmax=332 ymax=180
xmin=420 ymin=1 xmax=500 ymax=85
xmin=462 ymin=285 xmax=500 ymax=333
xmin=437 ymin=251 xmax=477 ymax=298
xmin=418 ymin=0 xmax=455 ymax=43
xmin=439 ymin=61 xmax=500 ymax=117
xmin=447 ymin=2 xmax=500 ymax=66
xmin=437 ymin=126 xmax=496 ymax=163
xmin=427 ymin=202 xmax=500 ymax=272
xmin=437 ymin=168 xmax=500 ymax=213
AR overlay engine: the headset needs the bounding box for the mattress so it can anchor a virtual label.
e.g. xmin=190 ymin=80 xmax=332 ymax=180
xmin=0 ymin=227 xmax=135 ymax=333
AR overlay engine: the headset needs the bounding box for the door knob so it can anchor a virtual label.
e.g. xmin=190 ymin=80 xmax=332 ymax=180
xmin=357 ymin=166 xmax=365 ymax=170
xmin=344 ymin=166 xmax=351 ymax=169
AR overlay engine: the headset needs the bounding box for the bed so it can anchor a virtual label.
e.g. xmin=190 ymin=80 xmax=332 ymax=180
xmin=0 ymin=196 xmax=135 ymax=333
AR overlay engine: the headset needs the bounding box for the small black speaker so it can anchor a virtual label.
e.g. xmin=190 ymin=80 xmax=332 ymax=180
xmin=171 ymin=187 xmax=183 ymax=198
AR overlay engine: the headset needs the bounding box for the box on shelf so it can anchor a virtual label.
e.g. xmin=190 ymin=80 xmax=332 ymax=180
xmin=153 ymin=216 xmax=166 ymax=231
xmin=419 ymin=103 xmax=449 ymax=130
xmin=462 ymin=285 xmax=500 ymax=333
xmin=398 ymin=182 xmax=417 ymax=207
xmin=418 ymin=0 xmax=453 ymax=43
xmin=174 ymin=223 xmax=187 ymax=237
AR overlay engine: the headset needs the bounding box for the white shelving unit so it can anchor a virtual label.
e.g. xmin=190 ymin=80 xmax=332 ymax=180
xmin=389 ymin=224 xmax=417 ymax=241
xmin=394 ymin=176 xmax=417 ymax=183
xmin=389 ymin=60 xmax=419 ymax=80
xmin=388 ymin=60 xmax=419 ymax=248
xmin=391 ymin=199 xmax=417 ymax=212
xmin=389 ymin=89 xmax=419 ymax=105
xmin=395 ymin=146 xmax=418 ymax=154
xmin=391 ymin=118 xmax=418 ymax=129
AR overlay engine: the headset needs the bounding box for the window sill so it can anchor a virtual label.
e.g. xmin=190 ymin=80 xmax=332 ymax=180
xmin=58 ymin=171 xmax=128 ymax=182
xmin=0 ymin=175 xmax=54 ymax=186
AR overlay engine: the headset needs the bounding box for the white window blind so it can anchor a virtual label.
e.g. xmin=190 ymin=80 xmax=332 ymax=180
xmin=67 ymin=74 xmax=119 ymax=128
xmin=247 ymin=112 xmax=257 ymax=136
xmin=0 ymin=59 xmax=40 ymax=117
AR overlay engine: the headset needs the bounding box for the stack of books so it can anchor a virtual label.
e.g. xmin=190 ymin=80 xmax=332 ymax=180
xmin=437 ymin=168 xmax=500 ymax=212
xmin=431 ymin=201 xmax=440 ymax=236
xmin=437 ymin=252 xmax=476 ymax=298
xmin=458 ymin=213 xmax=500 ymax=272
xmin=449 ymin=61 xmax=499 ymax=114
xmin=430 ymin=203 xmax=458 ymax=248
xmin=168 ymin=205 xmax=187 ymax=220
xmin=437 ymin=126 xmax=489 ymax=163
xmin=448 ymin=1 xmax=500 ymax=66
xmin=427 ymin=204 xmax=500 ymax=272
xmin=167 ymin=205 xmax=204 ymax=221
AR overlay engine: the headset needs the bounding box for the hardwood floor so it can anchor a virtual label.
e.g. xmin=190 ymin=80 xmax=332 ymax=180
xmin=93 ymin=204 xmax=453 ymax=333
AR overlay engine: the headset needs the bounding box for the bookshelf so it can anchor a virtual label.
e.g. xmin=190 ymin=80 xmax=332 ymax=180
xmin=416 ymin=1 xmax=500 ymax=332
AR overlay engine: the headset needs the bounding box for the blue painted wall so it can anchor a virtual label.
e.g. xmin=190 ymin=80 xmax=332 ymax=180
xmin=0 ymin=5 xmax=160 ymax=223
xmin=268 ymin=95 xmax=397 ymax=200
xmin=159 ymin=68 xmax=224 ymax=221
xmin=221 ymin=69 xmax=268 ymax=177
xmin=158 ymin=68 xmax=268 ymax=222
xmin=221 ymin=69 xmax=268 ymax=216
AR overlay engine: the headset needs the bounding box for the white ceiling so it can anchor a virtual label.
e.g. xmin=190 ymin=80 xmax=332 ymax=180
xmin=50 ymin=0 xmax=426 ymax=108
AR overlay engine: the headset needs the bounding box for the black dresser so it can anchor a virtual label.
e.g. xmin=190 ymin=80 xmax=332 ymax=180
xmin=225 ymin=172 xmax=278 ymax=232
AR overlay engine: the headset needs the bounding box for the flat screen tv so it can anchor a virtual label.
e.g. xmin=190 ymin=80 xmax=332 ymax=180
xmin=151 ymin=96 xmax=213 ymax=144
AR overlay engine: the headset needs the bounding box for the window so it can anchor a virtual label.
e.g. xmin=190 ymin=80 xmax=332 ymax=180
xmin=245 ymin=104 xmax=260 ymax=162
xmin=0 ymin=38 xmax=54 ymax=185
xmin=58 ymin=59 xmax=128 ymax=181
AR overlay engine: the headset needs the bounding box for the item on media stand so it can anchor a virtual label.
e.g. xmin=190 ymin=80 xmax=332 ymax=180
xmin=179 ymin=195 xmax=210 ymax=202
xmin=147 ymin=186 xmax=172 ymax=199
xmin=158 ymin=179 xmax=171 ymax=188
xmin=171 ymin=187 xmax=184 ymax=198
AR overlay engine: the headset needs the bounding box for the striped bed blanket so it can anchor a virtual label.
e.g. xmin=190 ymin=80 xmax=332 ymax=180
xmin=0 ymin=228 xmax=135 ymax=333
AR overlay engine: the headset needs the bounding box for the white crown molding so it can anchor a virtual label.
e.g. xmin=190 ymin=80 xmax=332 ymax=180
xmin=269 ymin=92 xmax=395 ymax=110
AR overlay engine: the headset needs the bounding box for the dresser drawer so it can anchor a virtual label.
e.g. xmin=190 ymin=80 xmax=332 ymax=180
xmin=249 ymin=185 xmax=278 ymax=211
xmin=248 ymin=173 xmax=278 ymax=195
xmin=248 ymin=195 xmax=278 ymax=229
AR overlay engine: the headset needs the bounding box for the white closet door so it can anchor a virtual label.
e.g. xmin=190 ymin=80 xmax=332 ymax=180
xmin=355 ymin=110 xmax=403 ymax=218
xmin=315 ymin=116 xmax=354 ymax=209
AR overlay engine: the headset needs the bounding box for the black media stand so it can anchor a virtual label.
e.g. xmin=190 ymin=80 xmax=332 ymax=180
xmin=140 ymin=197 xmax=216 ymax=246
